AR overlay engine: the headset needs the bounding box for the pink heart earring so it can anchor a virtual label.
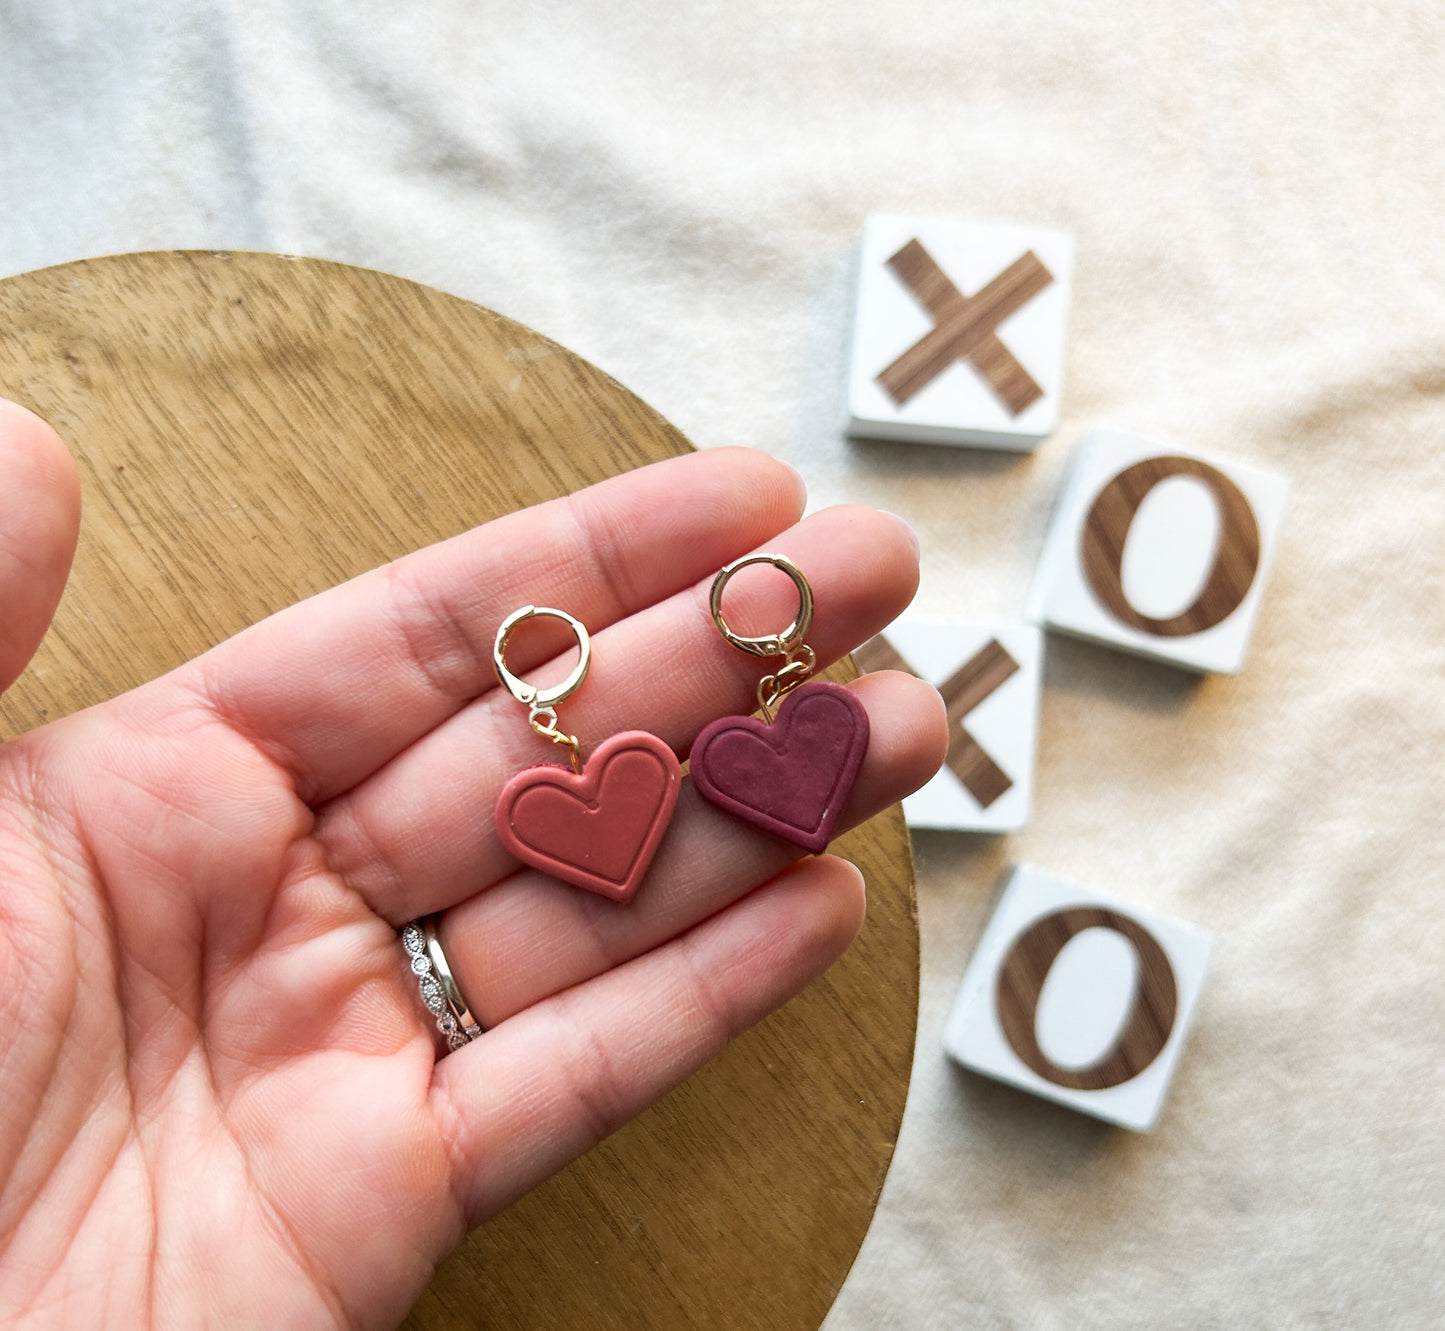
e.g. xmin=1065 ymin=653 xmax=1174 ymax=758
xmin=492 ymin=605 xmax=681 ymax=903
xmin=690 ymin=554 xmax=869 ymax=853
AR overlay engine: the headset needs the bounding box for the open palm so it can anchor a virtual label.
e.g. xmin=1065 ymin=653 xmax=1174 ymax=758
xmin=0 ymin=400 xmax=945 ymax=1330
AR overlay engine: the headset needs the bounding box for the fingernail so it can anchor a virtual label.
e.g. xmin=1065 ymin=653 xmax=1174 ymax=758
xmin=780 ymin=458 xmax=808 ymax=511
xmin=878 ymin=510 xmax=921 ymax=560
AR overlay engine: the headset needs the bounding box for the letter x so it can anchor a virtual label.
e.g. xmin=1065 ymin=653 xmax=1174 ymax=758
xmin=877 ymin=239 xmax=1054 ymax=415
xmin=855 ymin=634 xmax=1021 ymax=808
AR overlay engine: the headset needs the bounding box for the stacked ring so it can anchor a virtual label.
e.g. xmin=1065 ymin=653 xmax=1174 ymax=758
xmin=401 ymin=917 xmax=483 ymax=1051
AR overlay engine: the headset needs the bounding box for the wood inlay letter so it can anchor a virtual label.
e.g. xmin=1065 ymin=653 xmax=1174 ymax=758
xmin=938 ymin=639 xmax=1020 ymax=807
xmin=1080 ymin=455 xmax=1262 ymax=637
xmin=995 ymin=907 xmax=1179 ymax=1091
xmin=856 ymin=633 xmax=1020 ymax=808
xmin=877 ymin=240 xmax=1055 ymax=414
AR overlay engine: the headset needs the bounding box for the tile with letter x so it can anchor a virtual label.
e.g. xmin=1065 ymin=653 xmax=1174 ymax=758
xmin=846 ymin=214 xmax=1073 ymax=450
xmin=1028 ymin=428 xmax=1289 ymax=674
xmin=856 ymin=620 xmax=1042 ymax=832
xmin=943 ymin=864 xmax=1213 ymax=1132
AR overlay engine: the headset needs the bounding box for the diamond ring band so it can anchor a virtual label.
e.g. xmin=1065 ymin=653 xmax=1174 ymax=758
xmin=401 ymin=917 xmax=483 ymax=1051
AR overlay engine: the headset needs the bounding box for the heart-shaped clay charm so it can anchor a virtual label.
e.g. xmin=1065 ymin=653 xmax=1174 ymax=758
xmin=689 ymin=681 xmax=869 ymax=854
xmin=495 ymin=730 xmax=682 ymax=902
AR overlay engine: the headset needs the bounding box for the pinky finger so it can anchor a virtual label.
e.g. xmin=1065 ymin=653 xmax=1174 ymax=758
xmin=431 ymin=854 xmax=867 ymax=1225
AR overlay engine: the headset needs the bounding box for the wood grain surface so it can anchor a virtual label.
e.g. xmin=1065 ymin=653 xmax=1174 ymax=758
xmin=1080 ymin=454 xmax=1262 ymax=637
xmin=0 ymin=252 xmax=919 ymax=1331
xmin=856 ymin=633 xmax=1020 ymax=808
xmin=995 ymin=906 xmax=1179 ymax=1092
xmin=877 ymin=239 xmax=1053 ymax=413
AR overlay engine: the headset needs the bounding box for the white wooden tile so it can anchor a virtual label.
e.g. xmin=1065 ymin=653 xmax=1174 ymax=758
xmin=857 ymin=621 xmax=1043 ymax=832
xmin=1027 ymin=427 xmax=1289 ymax=674
xmin=943 ymin=863 xmax=1213 ymax=1132
xmin=846 ymin=213 xmax=1073 ymax=450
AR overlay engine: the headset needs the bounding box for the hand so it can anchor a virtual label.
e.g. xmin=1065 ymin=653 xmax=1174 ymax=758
xmin=0 ymin=399 xmax=946 ymax=1330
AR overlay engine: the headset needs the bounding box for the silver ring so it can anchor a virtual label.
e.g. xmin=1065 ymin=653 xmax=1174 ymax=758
xmin=401 ymin=917 xmax=483 ymax=1051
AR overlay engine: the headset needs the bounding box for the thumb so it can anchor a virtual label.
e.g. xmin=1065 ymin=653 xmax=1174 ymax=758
xmin=0 ymin=399 xmax=81 ymax=695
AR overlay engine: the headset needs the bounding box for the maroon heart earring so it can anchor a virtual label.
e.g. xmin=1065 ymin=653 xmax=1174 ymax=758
xmin=690 ymin=554 xmax=869 ymax=853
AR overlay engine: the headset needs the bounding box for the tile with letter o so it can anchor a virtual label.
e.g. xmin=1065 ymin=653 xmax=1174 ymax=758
xmin=943 ymin=863 xmax=1213 ymax=1132
xmin=1027 ymin=428 xmax=1289 ymax=673
xmin=855 ymin=620 xmax=1042 ymax=832
xmin=845 ymin=213 xmax=1073 ymax=450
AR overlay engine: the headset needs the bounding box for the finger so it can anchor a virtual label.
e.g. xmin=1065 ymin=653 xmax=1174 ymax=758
xmin=182 ymin=447 xmax=806 ymax=802
xmin=440 ymin=669 xmax=944 ymax=1026
xmin=0 ymin=400 xmax=81 ymax=695
xmin=431 ymin=852 xmax=867 ymax=1223
xmin=315 ymin=505 xmax=923 ymax=921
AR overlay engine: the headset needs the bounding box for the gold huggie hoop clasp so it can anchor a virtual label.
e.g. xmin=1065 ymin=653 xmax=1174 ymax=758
xmin=709 ymin=553 xmax=814 ymax=658
xmin=493 ymin=605 xmax=592 ymax=773
xmin=709 ymin=554 xmax=817 ymax=721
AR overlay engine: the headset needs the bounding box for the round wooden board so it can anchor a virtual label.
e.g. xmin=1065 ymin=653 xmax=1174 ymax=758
xmin=0 ymin=252 xmax=919 ymax=1331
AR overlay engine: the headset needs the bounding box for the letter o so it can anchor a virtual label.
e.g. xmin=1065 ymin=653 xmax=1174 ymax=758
xmin=1080 ymin=456 xmax=1261 ymax=637
xmin=995 ymin=907 xmax=1178 ymax=1091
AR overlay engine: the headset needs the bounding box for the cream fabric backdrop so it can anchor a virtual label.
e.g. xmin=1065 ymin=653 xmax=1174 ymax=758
xmin=2 ymin=3 xmax=1441 ymax=1325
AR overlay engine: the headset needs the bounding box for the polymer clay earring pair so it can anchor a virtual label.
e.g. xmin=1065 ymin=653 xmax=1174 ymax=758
xmin=493 ymin=554 xmax=870 ymax=903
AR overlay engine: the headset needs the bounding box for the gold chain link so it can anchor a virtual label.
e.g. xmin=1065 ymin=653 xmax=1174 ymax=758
xmin=755 ymin=644 xmax=817 ymax=722
xmin=528 ymin=706 xmax=582 ymax=774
